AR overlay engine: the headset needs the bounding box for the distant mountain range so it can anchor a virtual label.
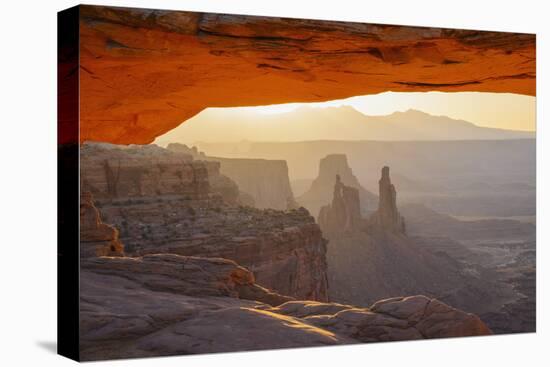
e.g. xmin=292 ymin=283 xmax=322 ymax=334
xmin=156 ymin=106 xmax=534 ymax=144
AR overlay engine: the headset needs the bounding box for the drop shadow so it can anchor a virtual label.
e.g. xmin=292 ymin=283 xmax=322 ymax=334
xmin=36 ymin=340 xmax=57 ymax=354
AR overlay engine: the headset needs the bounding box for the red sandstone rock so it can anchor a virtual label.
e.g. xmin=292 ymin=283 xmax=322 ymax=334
xmin=269 ymin=295 xmax=491 ymax=341
xmin=67 ymin=5 xmax=535 ymax=145
xmin=298 ymin=154 xmax=377 ymax=217
xmin=80 ymin=191 xmax=124 ymax=257
xmin=211 ymin=157 xmax=296 ymax=210
xmin=167 ymin=143 xmax=295 ymax=210
xmin=81 ymin=253 xmax=291 ymax=305
xmin=318 ymin=174 xmax=363 ymax=236
xmin=81 ymin=143 xmax=329 ymax=301
xmin=80 ymin=143 xmax=210 ymax=200
xmin=367 ymin=166 xmax=406 ymax=234
xmin=79 ymin=254 xmax=490 ymax=360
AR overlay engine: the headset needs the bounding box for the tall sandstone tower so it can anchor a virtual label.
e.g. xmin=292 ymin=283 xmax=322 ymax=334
xmin=369 ymin=166 xmax=406 ymax=234
xmin=318 ymin=175 xmax=362 ymax=236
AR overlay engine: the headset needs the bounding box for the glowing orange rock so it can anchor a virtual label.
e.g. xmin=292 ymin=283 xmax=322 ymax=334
xmin=69 ymin=5 xmax=535 ymax=144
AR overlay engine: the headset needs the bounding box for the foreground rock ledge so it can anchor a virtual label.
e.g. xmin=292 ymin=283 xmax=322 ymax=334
xmin=80 ymin=254 xmax=491 ymax=360
xmin=65 ymin=5 xmax=536 ymax=144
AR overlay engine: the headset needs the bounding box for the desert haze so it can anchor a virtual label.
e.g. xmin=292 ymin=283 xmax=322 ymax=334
xmin=65 ymin=5 xmax=536 ymax=361
xmin=77 ymin=103 xmax=535 ymax=359
xmin=155 ymin=107 xmax=534 ymax=145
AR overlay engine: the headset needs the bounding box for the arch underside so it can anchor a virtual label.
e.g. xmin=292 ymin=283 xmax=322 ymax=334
xmin=71 ymin=5 xmax=535 ymax=144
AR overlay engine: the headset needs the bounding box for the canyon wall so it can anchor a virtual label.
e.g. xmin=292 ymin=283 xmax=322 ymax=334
xmin=81 ymin=143 xmax=328 ymax=301
xmin=80 ymin=143 xmax=246 ymax=205
xmin=213 ymin=157 xmax=296 ymax=210
xmin=167 ymin=143 xmax=296 ymax=210
xmin=99 ymin=198 xmax=329 ymax=301
xmin=80 ymin=143 xmax=210 ymax=200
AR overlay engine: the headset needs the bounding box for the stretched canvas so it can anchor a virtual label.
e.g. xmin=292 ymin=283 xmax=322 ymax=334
xmin=58 ymin=4 xmax=536 ymax=361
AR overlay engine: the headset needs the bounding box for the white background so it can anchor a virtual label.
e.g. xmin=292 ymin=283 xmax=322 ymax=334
xmin=0 ymin=0 xmax=547 ymax=365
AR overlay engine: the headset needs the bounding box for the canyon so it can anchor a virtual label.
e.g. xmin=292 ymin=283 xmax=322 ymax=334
xmin=56 ymin=5 xmax=537 ymax=360
xmin=199 ymin=139 xmax=535 ymax=217
xmin=79 ymin=141 xmax=535 ymax=336
xmin=78 ymin=142 xmax=496 ymax=359
xmin=317 ymin=161 xmax=529 ymax=334
xmin=79 ymin=143 xmax=534 ymax=336
xmin=400 ymin=203 xmax=536 ymax=333
xmin=80 ymin=143 xmax=327 ymax=301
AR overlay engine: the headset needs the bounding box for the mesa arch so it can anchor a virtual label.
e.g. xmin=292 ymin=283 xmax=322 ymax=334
xmin=60 ymin=5 xmax=536 ymax=145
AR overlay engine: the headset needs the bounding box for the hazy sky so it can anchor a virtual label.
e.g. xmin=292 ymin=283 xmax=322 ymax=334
xmin=155 ymin=91 xmax=535 ymax=145
xmin=226 ymin=92 xmax=536 ymax=131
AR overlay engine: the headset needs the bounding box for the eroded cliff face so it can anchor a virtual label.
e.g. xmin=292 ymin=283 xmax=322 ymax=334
xmin=167 ymin=143 xmax=296 ymax=210
xmin=298 ymin=154 xmax=377 ymax=217
xmin=80 ymin=143 xmax=209 ymax=199
xmin=80 ymin=143 xmax=328 ymax=301
xmin=70 ymin=5 xmax=536 ymax=145
xmin=101 ymin=201 xmax=329 ymax=301
xmin=80 ymin=143 xmax=245 ymax=205
xmin=212 ymin=157 xmax=296 ymax=210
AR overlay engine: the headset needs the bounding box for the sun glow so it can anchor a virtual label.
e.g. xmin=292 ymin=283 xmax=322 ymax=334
xmin=215 ymin=91 xmax=535 ymax=131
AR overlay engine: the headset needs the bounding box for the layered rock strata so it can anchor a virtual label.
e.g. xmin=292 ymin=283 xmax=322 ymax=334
xmin=167 ymin=143 xmax=296 ymax=210
xmin=80 ymin=143 xmax=258 ymax=206
xmin=80 ymin=253 xmax=491 ymax=360
xmin=265 ymin=295 xmax=491 ymax=341
xmin=98 ymin=199 xmax=329 ymax=301
xmin=81 ymin=143 xmax=328 ymax=301
xmin=81 ymin=254 xmax=293 ymax=306
xmin=73 ymin=5 xmax=535 ymax=145
xmin=80 ymin=143 xmax=210 ymax=200
xmin=211 ymin=157 xmax=297 ymax=210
